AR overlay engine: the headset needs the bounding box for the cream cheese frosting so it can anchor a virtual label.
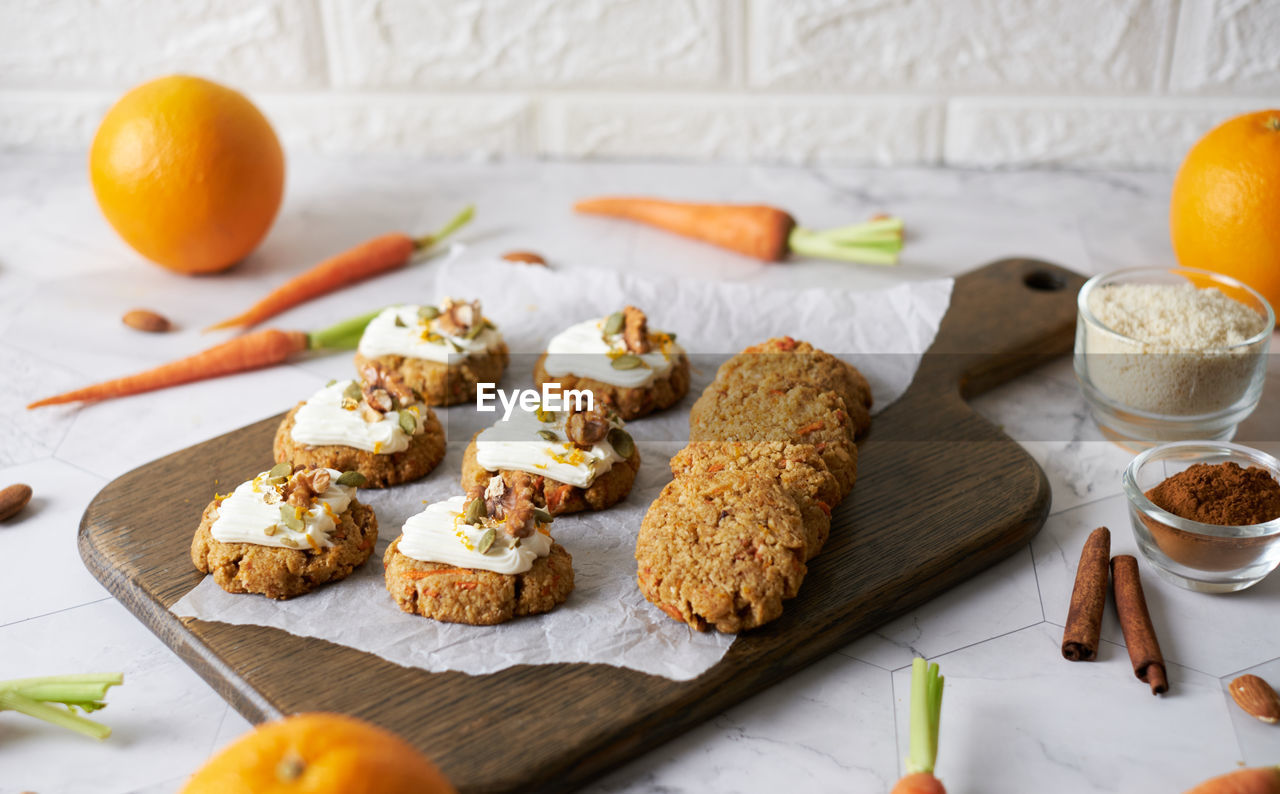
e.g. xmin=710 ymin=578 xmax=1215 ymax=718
xmin=542 ymin=316 xmax=682 ymax=388
xmin=397 ymin=494 xmax=553 ymax=575
xmin=289 ymin=379 xmax=425 ymax=454
xmin=475 ymin=405 xmax=625 ymax=488
xmin=210 ymin=468 xmax=356 ymax=551
xmin=357 ymin=302 xmax=504 ymax=363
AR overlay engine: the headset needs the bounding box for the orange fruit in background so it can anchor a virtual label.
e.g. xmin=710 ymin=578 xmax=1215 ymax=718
xmin=1170 ymin=110 xmax=1280 ymax=318
xmin=90 ymin=75 xmax=284 ymax=275
xmin=180 ymin=712 xmax=456 ymax=794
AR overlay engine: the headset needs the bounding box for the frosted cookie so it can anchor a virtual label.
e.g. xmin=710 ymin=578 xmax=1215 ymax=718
xmin=273 ymin=364 xmax=446 ymax=488
xmin=670 ymin=441 xmax=838 ymax=561
xmin=688 ymin=381 xmax=858 ymax=497
xmin=191 ymin=465 xmax=377 ymax=600
xmin=636 ymin=472 xmax=806 ymax=633
xmin=384 ymin=473 xmax=574 ymax=625
xmin=460 ymin=402 xmax=639 ymax=515
xmin=354 ymin=298 xmax=509 ymax=407
xmin=533 ymin=305 xmax=689 ymax=420
xmin=715 ymin=336 xmax=872 ymax=438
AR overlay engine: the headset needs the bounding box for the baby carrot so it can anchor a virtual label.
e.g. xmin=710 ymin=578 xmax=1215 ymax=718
xmin=26 ymin=308 xmax=383 ymax=409
xmin=574 ymin=196 xmax=903 ymax=265
xmin=205 ymin=205 xmax=473 ymax=331
xmin=891 ymin=658 xmax=946 ymax=794
xmin=1184 ymin=766 xmax=1280 ymax=794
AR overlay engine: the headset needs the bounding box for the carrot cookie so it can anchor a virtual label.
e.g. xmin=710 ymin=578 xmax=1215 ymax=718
xmin=354 ymin=298 xmax=509 ymax=406
xmin=191 ymin=465 xmax=377 ymax=600
xmin=273 ymin=364 xmax=446 ymax=488
xmin=715 ymin=336 xmax=873 ymax=438
xmin=384 ymin=473 xmax=573 ymax=625
xmin=688 ymin=381 xmax=858 ymax=498
xmin=460 ymin=403 xmax=639 ymax=515
xmin=636 ymin=472 xmax=806 ymax=633
xmin=670 ymin=441 xmax=839 ymax=561
xmin=533 ymin=305 xmax=688 ymax=420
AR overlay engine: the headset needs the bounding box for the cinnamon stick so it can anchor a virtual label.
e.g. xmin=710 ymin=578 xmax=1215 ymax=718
xmin=1111 ymin=555 xmax=1168 ymax=695
xmin=1062 ymin=527 xmax=1110 ymax=661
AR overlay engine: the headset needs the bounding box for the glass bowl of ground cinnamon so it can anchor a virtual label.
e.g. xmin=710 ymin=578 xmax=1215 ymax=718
xmin=1123 ymin=440 xmax=1280 ymax=593
xmin=1075 ymin=267 xmax=1272 ymax=448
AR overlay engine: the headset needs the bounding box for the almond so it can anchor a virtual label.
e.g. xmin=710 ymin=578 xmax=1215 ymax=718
xmin=0 ymin=483 xmax=33 ymax=522
xmin=123 ymin=309 xmax=172 ymax=333
xmin=501 ymin=250 xmax=547 ymax=266
xmin=1229 ymin=674 xmax=1280 ymax=724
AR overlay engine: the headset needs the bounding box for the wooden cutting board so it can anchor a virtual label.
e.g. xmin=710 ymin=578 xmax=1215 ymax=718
xmin=80 ymin=258 xmax=1085 ymax=793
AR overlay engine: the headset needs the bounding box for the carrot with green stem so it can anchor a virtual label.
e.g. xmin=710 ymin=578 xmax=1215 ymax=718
xmin=27 ymin=308 xmax=383 ymax=409
xmin=205 ymin=205 xmax=473 ymax=331
xmin=892 ymin=658 xmax=946 ymax=794
xmin=574 ymin=197 xmax=903 ymax=265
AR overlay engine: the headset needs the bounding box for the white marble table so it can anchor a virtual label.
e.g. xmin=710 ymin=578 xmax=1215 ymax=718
xmin=1 ymin=155 xmax=1276 ymax=794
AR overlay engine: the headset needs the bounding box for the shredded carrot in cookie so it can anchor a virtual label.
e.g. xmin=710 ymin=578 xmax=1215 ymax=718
xmin=402 ymin=568 xmax=472 ymax=579
xmin=796 ymin=420 xmax=825 ymax=435
xmin=455 ymin=582 xmax=478 ymax=591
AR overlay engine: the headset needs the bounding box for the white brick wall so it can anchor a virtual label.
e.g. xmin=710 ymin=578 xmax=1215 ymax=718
xmin=2 ymin=0 xmax=1277 ymax=168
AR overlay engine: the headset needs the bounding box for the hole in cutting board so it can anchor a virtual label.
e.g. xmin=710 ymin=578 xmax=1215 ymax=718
xmin=1023 ymin=269 xmax=1067 ymax=291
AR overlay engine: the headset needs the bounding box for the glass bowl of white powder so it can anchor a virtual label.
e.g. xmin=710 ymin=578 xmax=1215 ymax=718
xmin=1074 ymin=267 xmax=1273 ymax=447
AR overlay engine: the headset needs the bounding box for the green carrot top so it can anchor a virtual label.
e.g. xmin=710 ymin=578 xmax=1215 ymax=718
xmin=905 ymin=658 xmax=945 ymax=775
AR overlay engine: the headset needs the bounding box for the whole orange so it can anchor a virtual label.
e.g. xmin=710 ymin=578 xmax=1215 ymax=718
xmin=90 ymin=75 xmax=284 ymax=274
xmin=180 ymin=712 xmax=456 ymax=794
xmin=1170 ymin=110 xmax=1280 ymax=316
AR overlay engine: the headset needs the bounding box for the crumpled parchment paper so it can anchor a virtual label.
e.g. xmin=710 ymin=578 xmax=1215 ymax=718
xmin=171 ymin=258 xmax=953 ymax=681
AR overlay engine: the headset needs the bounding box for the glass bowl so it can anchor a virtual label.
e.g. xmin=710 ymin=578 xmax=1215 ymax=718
xmin=1123 ymin=440 xmax=1280 ymax=593
xmin=1074 ymin=267 xmax=1272 ymax=448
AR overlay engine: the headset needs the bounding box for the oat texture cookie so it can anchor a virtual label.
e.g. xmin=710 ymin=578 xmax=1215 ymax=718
xmin=383 ymin=537 xmax=574 ymax=626
xmin=355 ymin=299 xmax=509 ymax=406
xmin=636 ymin=472 xmax=807 ymax=633
xmin=273 ymin=372 xmax=446 ymax=488
xmin=191 ymin=467 xmax=378 ymax=600
xmin=384 ymin=474 xmax=574 ymax=625
xmin=534 ymin=305 xmax=689 ymax=420
xmin=716 ymin=336 xmax=873 ymax=438
xmin=459 ymin=401 xmax=641 ymax=515
xmin=669 ymin=441 xmax=839 ymax=561
xmin=688 ymin=381 xmax=858 ymax=497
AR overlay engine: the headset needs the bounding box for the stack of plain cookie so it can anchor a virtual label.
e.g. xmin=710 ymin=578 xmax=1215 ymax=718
xmin=636 ymin=337 xmax=871 ymax=633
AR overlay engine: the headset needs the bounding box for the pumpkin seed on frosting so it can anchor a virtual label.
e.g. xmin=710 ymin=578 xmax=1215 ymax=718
xmin=602 ymin=311 xmax=624 ymax=337
xmin=463 ymin=496 xmax=485 ymax=525
xmin=608 ymin=427 xmax=635 ymax=458
xmin=336 ymin=471 xmax=367 ymax=487
xmin=398 ymin=411 xmax=417 ymax=435
xmin=611 ymin=354 xmax=642 ymax=370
